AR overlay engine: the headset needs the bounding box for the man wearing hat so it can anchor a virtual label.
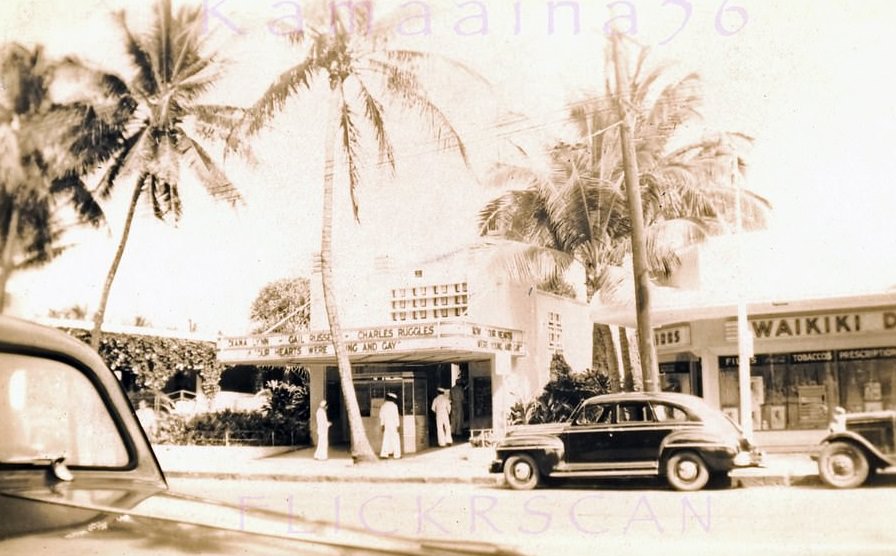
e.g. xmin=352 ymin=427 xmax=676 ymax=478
xmin=379 ymin=392 xmax=401 ymax=459
xmin=431 ymin=387 xmax=452 ymax=447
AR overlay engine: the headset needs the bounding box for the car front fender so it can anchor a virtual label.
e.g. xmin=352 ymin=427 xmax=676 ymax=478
xmin=819 ymin=431 xmax=896 ymax=468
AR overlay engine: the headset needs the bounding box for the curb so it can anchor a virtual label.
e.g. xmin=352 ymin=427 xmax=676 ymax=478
xmin=732 ymin=474 xmax=821 ymax=488
xmin=165 ymin=470 xmax=502 ymax=486
xmin=165 ymin=469 xmax=819 ymax=488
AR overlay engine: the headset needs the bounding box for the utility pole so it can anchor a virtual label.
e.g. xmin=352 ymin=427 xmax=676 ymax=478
xmin=610 ymin=30 xmax=660 ymax=392
xmin=732 ymin=151 xmax=755 ymax=441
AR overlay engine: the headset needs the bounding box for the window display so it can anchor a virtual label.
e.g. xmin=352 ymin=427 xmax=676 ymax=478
xmin=719 ymin=347 xmax=896 ymax=430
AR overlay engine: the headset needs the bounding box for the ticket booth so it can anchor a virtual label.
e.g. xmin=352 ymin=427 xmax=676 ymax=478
xmin=352 ymin=369 xmax=431 ymax=454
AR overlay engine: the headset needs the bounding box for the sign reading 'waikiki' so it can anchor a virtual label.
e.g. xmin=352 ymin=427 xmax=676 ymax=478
xmin=726 ymin=308 xmax=896 ymax=342
xmin=218 ymin=322 xmax=525 ymax=363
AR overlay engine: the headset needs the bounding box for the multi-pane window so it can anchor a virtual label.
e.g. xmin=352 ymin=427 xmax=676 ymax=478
xmin=547 ymin=311 xmax=563 ymax=354
xmin=391 ymin=282 xmax=469 ymax=321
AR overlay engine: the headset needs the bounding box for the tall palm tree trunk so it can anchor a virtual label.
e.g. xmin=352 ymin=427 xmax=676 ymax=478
xmin=91 ymin=180 xmax=142 ymax=349
xmin=592 ymin=323 xmax=621 ymax=391
xmin=320 ymin=94 xmax=377 ymax=463
xmin=0 ymin=205 xmax=20 ymax=312
xmin=611 ymin=32 xmax=660 ymax=392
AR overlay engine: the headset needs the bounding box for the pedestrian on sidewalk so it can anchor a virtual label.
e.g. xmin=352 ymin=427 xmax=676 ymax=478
xmin=314 ymin=400 xmax=331 ymax=461
xmin=379 ymin=392 xmax=401 ymax=459
xmin=432 ymin=387 xmax=452 ymax=446
xmin=450 ymin=381 xmax=465 ymax=436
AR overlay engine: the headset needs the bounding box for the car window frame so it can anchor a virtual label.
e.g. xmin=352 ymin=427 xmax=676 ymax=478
xmin=649 ymin=401 xmax=696 ymax=423
xmin=571 ymin=401 xmax=615 ymax=426
xmin=0 ymin=342 xmax=139 ymax=472
xmin=614 ymin=401 xmax=657 ymax=425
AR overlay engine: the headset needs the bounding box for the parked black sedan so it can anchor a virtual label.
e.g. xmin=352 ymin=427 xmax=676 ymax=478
xmin=490 ymin=392 xmax=762 ymax=491
xmin=0 ymin=316 xmax=522 ymax=555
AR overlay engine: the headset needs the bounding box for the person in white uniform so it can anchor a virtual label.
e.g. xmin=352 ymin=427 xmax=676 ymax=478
xmin=314 ymin=400 xmax=331 ymax=461
xmin=431 ymin=388 xmax=452 ymax=446
xmin=379 ymin=392 xmax=401 ymax=459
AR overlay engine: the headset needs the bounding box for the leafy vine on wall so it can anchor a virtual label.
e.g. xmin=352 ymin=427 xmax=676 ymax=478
xmin=62 ymin=328 xmax=224 ymax=398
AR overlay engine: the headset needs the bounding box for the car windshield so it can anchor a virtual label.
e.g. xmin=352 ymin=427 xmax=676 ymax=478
xmin=0 ymin=352 xmax=129 ymax=467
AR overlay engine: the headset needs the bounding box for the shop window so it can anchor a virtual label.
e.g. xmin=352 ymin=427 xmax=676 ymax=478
xmin=719 ymin=352 xmax=836 ymax=431
xmin=837 ymin=347 xmax=896 ymax=413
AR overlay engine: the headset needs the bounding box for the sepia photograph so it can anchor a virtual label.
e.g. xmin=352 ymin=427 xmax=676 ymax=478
xmin=1 ymin=1 xmax=895 ymax=554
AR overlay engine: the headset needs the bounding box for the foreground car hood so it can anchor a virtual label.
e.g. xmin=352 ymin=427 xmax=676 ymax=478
xmin=0 ymin=481 xmax=523 ymax=555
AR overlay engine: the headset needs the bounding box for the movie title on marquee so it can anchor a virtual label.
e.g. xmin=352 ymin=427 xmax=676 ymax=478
xmin=220 ymin=322 xmax=524 ymax=361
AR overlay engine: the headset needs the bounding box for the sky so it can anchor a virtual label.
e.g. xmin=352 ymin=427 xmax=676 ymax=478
xmin=3 ymin=0 xmax=896 ymax=335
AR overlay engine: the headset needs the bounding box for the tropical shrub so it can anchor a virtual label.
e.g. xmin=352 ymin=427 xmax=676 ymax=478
xmin=509 ymin=353 xmax=611 ymax=425
xmin=154 ymin=407 xmax=309 ymax=447
xmin=262 ymin=379 xmax=310 ymax=445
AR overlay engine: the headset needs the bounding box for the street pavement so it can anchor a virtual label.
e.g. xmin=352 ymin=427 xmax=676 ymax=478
xmin=153 ymin=442 xmax=822 ymax=488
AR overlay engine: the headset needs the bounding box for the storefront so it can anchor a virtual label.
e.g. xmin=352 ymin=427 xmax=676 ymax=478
xmin=650 ymin=302 xmax=896 ymax=434
xmin=715 ymin=307 xmax=896 ymax=431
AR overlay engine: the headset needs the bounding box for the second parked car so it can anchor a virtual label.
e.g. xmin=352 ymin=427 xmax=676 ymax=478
xmin=490 ymin=392 xmax=762 ymax=491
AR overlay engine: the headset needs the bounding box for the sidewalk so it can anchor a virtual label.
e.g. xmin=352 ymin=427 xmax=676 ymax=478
xmin=153 ymin=443 xmax=822 ymax=488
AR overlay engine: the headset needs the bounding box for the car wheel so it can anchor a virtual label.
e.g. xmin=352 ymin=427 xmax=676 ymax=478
xmin=504 ymin=454 xmax=540 ymax=490
xmin=818 ymin=441 xmax=869 ymax=489
xmin=666 ymin=451 xmax=710 ymax=491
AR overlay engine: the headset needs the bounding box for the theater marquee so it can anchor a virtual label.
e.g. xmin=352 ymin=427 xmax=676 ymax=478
xmin=217 ymin=321 xmax=526 ymax=363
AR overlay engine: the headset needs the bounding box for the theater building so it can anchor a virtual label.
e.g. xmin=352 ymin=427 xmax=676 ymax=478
xmin=217 ymin=245 xmax=592 ymax=452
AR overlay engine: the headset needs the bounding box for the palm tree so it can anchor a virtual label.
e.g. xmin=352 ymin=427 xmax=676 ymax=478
xmin=480 ymin=45 xmax=770 ymax=390
xmin=88 ymin=0 xmax=248 ymax=349
xmin=244 ymin=2 xmax=477 ymax=462
xmin=0 ymin=42 xmax=127 ymax=310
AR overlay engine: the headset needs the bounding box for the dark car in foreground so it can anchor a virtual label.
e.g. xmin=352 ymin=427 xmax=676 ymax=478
xmin=0 ymin=316 xmax=521 ymax=555
xmin=816 ymin=409 xmax=896 ymax=488
xmin=489 ymin=392 xmax=762 ymax=491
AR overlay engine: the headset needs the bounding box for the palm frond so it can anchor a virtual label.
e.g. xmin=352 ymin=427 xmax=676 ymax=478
xmin=487 ymin=161 xmax=549 ymax=190
xmin=115 ymin=10 xmax=158 ymax=96
xmin=49 ymin=173 xmax=105 ymax=226
xmin=481 ymin=239 xmax=575 ymax=289
xmin=192 ymin=104 xmax=255 ymax=163
xmin=337 ymin=92 xmax=363 ymax=220
xmin=245 ymin=57 xmax=319 ymax=136
xmin=185 ymin=136 xmax=243 ymax=204
xmin=354 ymin=77 xmax=395 ymax=172
xmin=368 ymin=57 xmax=469 ymax=167
xmin=382 ymin=48 xmax=490 ymax=87
xmin=95 ymin=129 xmax=146 ymax=199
